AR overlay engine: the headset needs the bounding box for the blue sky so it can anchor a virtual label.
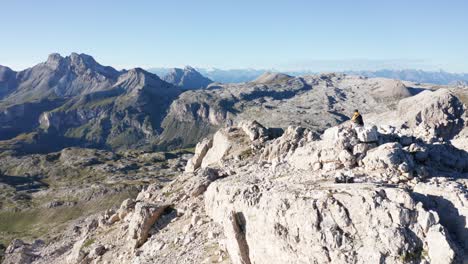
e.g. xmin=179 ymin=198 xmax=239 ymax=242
xmin=1 ymin=0 xmax=468 ymax=72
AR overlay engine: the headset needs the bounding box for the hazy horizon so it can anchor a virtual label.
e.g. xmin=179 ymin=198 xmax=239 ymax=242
xmin=3 ymin=52 xmax=468 ymax=75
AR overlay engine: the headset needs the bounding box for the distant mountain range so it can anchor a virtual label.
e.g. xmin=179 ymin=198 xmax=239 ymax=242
xmin=343 ymin=69 xmax=468 ymax=85
xmin=149 ymin=67 xmax=468 ymax=85
xmin=1 ymin=53 xmax=467 ymax=155
xmin=150 ymin=67 xmax=266 ymax=84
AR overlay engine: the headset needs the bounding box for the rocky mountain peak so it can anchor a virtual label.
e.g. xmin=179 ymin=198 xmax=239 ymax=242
xmin=69 ymin=52 xmax=98 ymax=68
xmin=162 ymin=66 xmax=213 ymax=90
xmin=0 ymin=65 xmax=16 ymax=79
xmin=44 ymin=52 xmax=118 ymax=78
xmin=0 ymin=65 xmax=18 ymax=98
xmin=45 ymin=53 xmax=64 ymax=68
xmin=126 ymin=67 xmax=149 ymax=76
xmin=116 ymin=67 xmax=174 ymax=94
xmin=183 ymin=65 xmax=196 ymax=72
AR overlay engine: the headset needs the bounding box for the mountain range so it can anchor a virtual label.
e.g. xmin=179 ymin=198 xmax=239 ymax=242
xmin=0 ymin=53 xmax=184 ymax=153
xmin=150 ymin=67 xmax=468 ymax=85
xmin=1 ymin=53 xmax=467 ymax=156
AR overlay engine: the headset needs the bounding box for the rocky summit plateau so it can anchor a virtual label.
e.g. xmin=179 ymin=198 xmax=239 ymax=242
xmin=0 ymin=54 xmax=467 ymax=264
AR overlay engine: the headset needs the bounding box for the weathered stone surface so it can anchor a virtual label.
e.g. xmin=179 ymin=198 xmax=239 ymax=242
xmin=2 ymin=239 xmax=40 ymax=264
xmin=66 ymin=238 xmax=87 ymax=264
xmin=261 ymin=126 xmax=311 ymax=163
xmin=184 ymin=167 xmax=220 ymax=197
xmin=205 ymin=180 xmax=455 ymax=264
xmin=226 ymin=211 xmax=252 ymax=264
xmin=452 ymin=126 xmax=468 ymax=151
xmin=238 ymin=120 xmax=268 ymax=142
xmin=355 ymin=125 xmax=379 ymax=143
xmin=413 ymin=179 xmax=468 ymax=256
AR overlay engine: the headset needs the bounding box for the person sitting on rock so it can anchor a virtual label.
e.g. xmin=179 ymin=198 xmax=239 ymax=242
xmin=351 ymin=109 xmax=364 ymax=127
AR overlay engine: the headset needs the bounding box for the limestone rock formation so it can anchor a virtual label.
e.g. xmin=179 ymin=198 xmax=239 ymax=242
xmin=368 ymin=88 xmax=466 ymax=141
xmin=128 ymin=202 xmax=170 ymax=249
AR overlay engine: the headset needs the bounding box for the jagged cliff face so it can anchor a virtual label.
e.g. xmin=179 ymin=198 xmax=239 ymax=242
xmin=38 ymin=68 xmax=181 ymax=150
xmin=0 ymin=54 xmax=185 ymax=152
xmin=3 ymin=53 xmax=120 ymax=105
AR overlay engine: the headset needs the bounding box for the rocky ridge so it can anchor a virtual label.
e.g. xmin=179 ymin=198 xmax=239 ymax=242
xmin=158 ymin=72 xmax=416 ymax=149
xmin=4 ymin=88 xmax=467 ymax=263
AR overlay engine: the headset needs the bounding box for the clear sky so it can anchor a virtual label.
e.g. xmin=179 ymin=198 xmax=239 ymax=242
xmin=1 ymin=0 xmax=468 ymax=72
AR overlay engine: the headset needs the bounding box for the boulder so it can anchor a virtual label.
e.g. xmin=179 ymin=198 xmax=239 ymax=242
xmin=238 ymin=120 xmax=268 ymax=142
xmin=352 ymin=143 xmax=370 ymax=156
xmin=128 ymin=202 xmax=170 ymax=249
xmin=201 ymin=127 xmax=253 ymax=168
xmin=185 ymin=137 xmax=213 ymax=172
xmin=426 ymin=225 xmax=457 ymax=264
xmin=362 ymin=142 xmax=414 ymax=172
xmin=201 ymin=130 xmax=232 ymax=168
xmin=184 ymin=167 xmax=220 ymax=197
xmin=426 ymin=143 xmax=468 ymax=172
xmin=451 ymin=126 xmax=468 ymax=151
xmin=288 ymin=126 xmax=363 ymax=171
xmin=355 ymin=125 xmax=379 ymax=143
xmin=109 ymin=198 xmax=136 ymax=224
xmin=66 ymin=238 xmax=87 ymax=264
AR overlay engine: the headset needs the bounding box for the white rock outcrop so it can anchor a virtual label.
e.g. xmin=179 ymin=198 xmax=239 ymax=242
xmin=205 ymin=179 xmax=458 ymax=264
xmin=362 ymin=142 xmax=414 ymax=172
xmin=261 ymin=126 xmax=312 ymax=163
xmin=201 ymin=129 xmax=233 ymax=169
xmin=185 ymin=137 xmax=213 ymax=172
